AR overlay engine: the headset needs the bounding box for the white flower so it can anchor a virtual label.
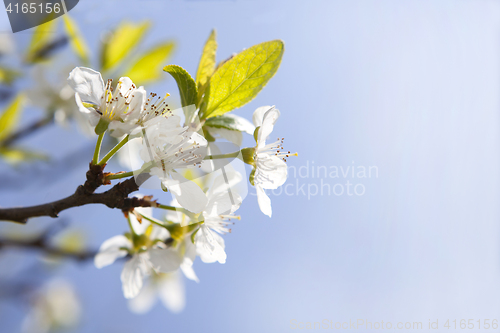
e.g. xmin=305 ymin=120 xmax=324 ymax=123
xmin=128 ymin=271 xmax=186 ymax=314
xmin=252 ymin=106 xmax=296 ymax=217
xmin=140 ymin=115 xmax=208 ymax=213
xmin=195 ymin=172 xmax=242 ymax=264
xmin=109 ymin=91 xmax=173 ymax=138
xmin=127 ymin=200 xmax=201 ymax=314
xmin=67 ymin=67 xmax=143 ymax=135
xmin=94 ymin=207 xmax=182 ymax=299
xmin=21 ymin=279 xmax=81 ymax=333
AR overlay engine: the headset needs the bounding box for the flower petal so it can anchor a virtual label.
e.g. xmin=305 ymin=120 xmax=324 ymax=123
xmin=255 ymin=153 xmax=288 ymax=189
xmin=127 ymin=280 xmax=158 ymax=314
xmin=158 ymin=271 xmax=185 ymax=313
xmin=256 ymin=185 xmax=272 ymax=218
xmin=148 ymin=248 xmax=182 ymax=273
xmin=74 ymin=93 xmax=100 ymax=126
xmin=162 ymin=172 xmax=208 ymax=214
xmin=121 ymin=254 xmax=150 ymax=299
xmin=180 ymin=258 xmax=199 ymax=283
xmin=67 ymin=67 xmax=104 ymax=106
xmin=258 ymin=107 xmax=280 ymax=148
xmin=252 ymin=105 xmax=272 ymax=127
xmin=94 ymin=235 xmax=131 ymax=269
xmin=195 ymin=225 xmax=226 ymax=264
xmin=129 ymin=202 xmax=153 ymax=236
xmin=206 ymin=127 xmax=243 ymax=146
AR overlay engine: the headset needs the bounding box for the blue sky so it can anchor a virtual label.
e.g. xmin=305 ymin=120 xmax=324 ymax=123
xmin=1 ymin=1 xmax=500 ymax=332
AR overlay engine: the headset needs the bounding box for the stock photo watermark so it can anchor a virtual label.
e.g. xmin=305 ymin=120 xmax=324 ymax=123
xmin=289 ymin=318 xmax=499 ymax=330
xmin=251 ymin=161 xmax=379 ymax=200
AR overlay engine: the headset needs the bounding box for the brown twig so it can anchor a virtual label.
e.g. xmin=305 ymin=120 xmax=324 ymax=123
xmin=0 ymin=237 xmax=97 ymax=261
xmin=0 ymin=163 xmax=153 ymax=224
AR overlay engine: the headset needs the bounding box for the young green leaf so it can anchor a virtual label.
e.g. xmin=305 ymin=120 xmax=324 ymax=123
xmin=100 ymin=21 xmax=151 ymax=72
xmin=204 ymin=114 xmax=254 ymax=134
xmin=0 ymin=67 xmax=20 ymax=85
xmin=196 ymin=30 xmax=217 ymax=104
xmin=0 ymin=147 xmax=49 ymax=165
xmin=25 ymin=19 xmax=58 ymax=63
xmin=0 ymin=94 xmax=24 ymax=142
xmin=163 ymin=65 xmax=198 ymax=108
xmin=201 ymin=40 xmax=284 ymax=119
xmin=125 ymin=42 xmax=175 ymax=85
xmin=63 ymin=15 xmax=90 ymax=66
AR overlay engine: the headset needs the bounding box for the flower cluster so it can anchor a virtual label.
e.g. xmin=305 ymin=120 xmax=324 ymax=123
xmin=67 ymin=63 xmax=295 ymax=312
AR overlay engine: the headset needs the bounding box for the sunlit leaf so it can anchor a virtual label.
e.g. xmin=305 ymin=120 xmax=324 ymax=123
xmin=63 ymin=15 xmax=90 ymax=65
xmin=0 ymin=147 xmax=49 ymax=165
xmin=0 ymin=67 xmax=20 ymax=85
xmin=204 ymin=114 xmax=254 ymax=134
xmin=196 ymin=29 xmax=217 ymax=104
xmin=201 ymin=40 xmax=284 ymax=119
xmin=125 ymin=42 xmax=175 ymax=85
xmin=100 ymin=21 xmax=151 ymax=72
xmin=0 ymin=94 xmax=24 ymax=142
xmin=25 ymin=19 xmax=61 ymax=63
xmin=163 ymin=65 xmax=198 ymax=108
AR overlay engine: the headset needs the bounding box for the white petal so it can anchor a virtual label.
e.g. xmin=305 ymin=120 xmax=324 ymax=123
xmin=148 ymin=248 xmax=182 ymax=273
xmin=207 ymin=127 xmax=243 ymax=146
xmin=256 ymin=185 xmax=272 ymax=218
xmin=127 ymin=280 xmax=158 ymax=314
xmin=224 ymin=114 xmax=255 ymax=134
xmin=150 ymin=225 xmax=170 ymax=241
xmin=94 ymin=235 xmax=131 ymax=269
xmin=255 ymin=154 xmax=288 ymax=189
xmin=180 ymin=258 xmax=199 ymax=283
xmin=158 ymin=272 xmax=185 ymax=313
xmin=195 ymin=225 xmax=226 ymax=264
xmin=67 ymin=67 xmax=104 ymax=105
xmin=129 ymin=204 xmax=153 ymax=235
xmin=121 ymin=254 xmax=150 ymax=299
xmin=164 ymin=198 xmax=185 ymax=224
xmin=203 ymin=172 xmax=243 ymax=218
xmin=252 ymin=105 xmax=272 ymax=127
xmin=74 ymin=93 xmax=100 ymax=127
xmin=162 ymin=173 xmax=208 ymax=214
xmin=258 ymin=107 xmax=280 ymax=148
xmin=117 ymin=77 xmax=134 ymax=97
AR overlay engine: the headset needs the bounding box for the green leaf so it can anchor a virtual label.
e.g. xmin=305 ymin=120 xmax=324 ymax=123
xmin=100 ymin=21 xmax=151 ymax=72
xmin=0 ymin=147 xmax=48 ymax=165
xmin=163 ymin=65 xmax=198 ymax=108
xmin=0 ymin=67 xmax=20 ymax=85
xmin=204 ymin=114 xmax=254 ymax=134
xmin=201 ymin=40 xmax=284 ymax=119
xmin=196 ymin=29 xmax=217 ymax=104
xmin=25 ymin=19 xmax=58 ymax=63
xmin=63 ymin=15 xmax=90 ymax=65
xmin=125 ymin=42 xmax=175 ymax=85
xmin=0 ymin=94 xmax=24 ymax=142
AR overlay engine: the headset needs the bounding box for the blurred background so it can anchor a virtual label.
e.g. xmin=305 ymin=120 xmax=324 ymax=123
xmin=0 ymin=0 xmax=500 ymax=332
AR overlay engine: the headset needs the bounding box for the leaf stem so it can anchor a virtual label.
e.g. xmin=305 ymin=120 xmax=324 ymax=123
xmin=157 ymin=204 xmax=195 ymax=219
xmin=92 ymin=132 xmax=105 ymax=165
xmin=106 ymin=171 xmax=135 ymax=180
xmin=203 ymin=151 xmax=240 ymax=160
xmin=138 ymin=213 xmax=168 ymax=229
xmin=105 ymin=162 xmax=154 ymax=182
xmin=127 ymin=215 xmax=137 ymax=236
xmin=98 ymin=135 xmax=129 ymax=165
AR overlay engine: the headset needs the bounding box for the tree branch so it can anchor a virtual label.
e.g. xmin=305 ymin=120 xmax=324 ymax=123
xmin=0 ymin=115 xmax=54 ymax=148
xmin=0 ymin=163 xmax=153 ymax=224
xmin=0 ymin=237 xmax=97 ymax=261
